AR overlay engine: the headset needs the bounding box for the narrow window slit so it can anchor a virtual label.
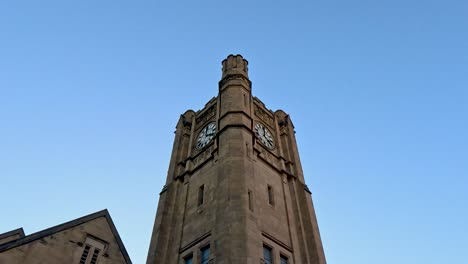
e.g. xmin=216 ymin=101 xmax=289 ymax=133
xmin=248 ymin=190 xmax=253 ymax=211
xmin=267 ymin=185 xmax=274 ymax=205
xmin=198 ymin=185 xmax=205 ymax=206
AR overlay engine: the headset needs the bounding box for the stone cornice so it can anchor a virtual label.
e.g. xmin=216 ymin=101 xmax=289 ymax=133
xmin=218 ymin=74 xmax=252 ymax=89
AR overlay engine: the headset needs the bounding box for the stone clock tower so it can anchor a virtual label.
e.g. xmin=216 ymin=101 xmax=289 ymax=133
xmin=146 ymin=55 xmax=326 ymax=264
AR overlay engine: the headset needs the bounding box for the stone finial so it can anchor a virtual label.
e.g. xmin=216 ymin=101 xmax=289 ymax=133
xmin=221 ymin=54 xmax=249 ymax=79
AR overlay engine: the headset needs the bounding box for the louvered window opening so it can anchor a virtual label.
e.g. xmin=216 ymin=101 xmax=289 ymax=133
xmin=90 ymin=248 xmax=100 ymax=264
xmin=79 ymin=245 xmax=91 ymax=264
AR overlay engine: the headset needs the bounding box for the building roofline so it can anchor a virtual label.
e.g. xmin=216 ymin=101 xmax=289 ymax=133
xmin=0 ymin=228 xmax=25 ymax=243
xmin=0 ymin=209 xmax=132 ymax=264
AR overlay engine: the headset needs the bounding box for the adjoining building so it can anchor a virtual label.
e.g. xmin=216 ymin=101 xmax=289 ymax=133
xmin=0 ymin=209 xmax=131 ymax=264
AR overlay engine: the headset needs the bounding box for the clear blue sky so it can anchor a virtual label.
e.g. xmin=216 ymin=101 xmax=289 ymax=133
xmin=1 ymin=1 xmax=467 ymax=263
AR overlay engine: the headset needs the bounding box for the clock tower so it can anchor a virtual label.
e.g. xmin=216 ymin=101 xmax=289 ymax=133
xmin=146 ymin=55 xmax=326 ymax=264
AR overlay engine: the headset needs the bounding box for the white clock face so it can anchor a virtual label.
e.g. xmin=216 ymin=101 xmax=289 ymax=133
xmin=254 ymin=123 xmax=275 ymax=149
xmin=196 ymin=122 xmax=216 ymax=150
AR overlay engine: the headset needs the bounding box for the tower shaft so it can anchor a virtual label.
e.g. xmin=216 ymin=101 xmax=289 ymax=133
xmin=147 ymin=55 xmax=326 ymax=264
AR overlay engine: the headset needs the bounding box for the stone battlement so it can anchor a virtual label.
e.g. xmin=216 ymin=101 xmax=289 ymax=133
xmin=221 ymin=54 xmax=249 ymax=79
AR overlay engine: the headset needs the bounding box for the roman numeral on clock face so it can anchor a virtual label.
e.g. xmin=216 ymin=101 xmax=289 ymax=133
xmin=196 ymin=122 xmax=216 ymax=150
xmin=254 ymin=123 xmax=275 ymax=149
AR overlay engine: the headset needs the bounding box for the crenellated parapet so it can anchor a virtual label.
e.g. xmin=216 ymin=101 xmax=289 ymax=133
xmin=221 ymin=54 xmax=248 ymax=79
xmin=219 ymin=54 xmax=251 ymax=92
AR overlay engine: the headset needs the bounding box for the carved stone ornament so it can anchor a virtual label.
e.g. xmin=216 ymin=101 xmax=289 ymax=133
xmin=278 ymin=116 xmax=288 ymax=128
xmin=254 ymin=104 xmax=274 ymax=127
xmin=196 ymin=105 xmax=216 ymax=127
xmin=181 ymin=115 xmax=192 ymax=128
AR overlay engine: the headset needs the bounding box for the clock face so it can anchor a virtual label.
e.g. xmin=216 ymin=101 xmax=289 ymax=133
xmin=196 ymin=122 xmax=216 ymax=150
xmin=254 ymin=123 xmax=275 ymax=149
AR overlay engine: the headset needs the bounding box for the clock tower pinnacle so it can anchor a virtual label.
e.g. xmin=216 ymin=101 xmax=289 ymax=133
xmin=221 ymin=54 xmax=249 ymax=79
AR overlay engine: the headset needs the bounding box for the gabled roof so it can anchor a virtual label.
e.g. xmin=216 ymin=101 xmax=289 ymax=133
xmin=0 ymin=209 xmax=132 ymax=264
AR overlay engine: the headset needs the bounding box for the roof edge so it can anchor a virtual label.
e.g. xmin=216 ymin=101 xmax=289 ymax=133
xmin=0 ymin=228 xmax=25 ymax=244
xmin=103 ymin=211 xmax=132 ymax=264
